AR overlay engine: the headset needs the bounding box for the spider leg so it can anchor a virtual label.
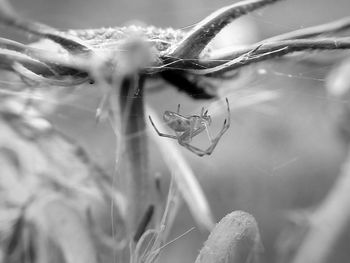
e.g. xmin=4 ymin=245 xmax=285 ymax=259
xmin=204 ymin=123 xmax=213 ymax=142
xmin=209 ymin=118 xmax=230 ymax=151
xmin=148 ymin=116 xmax=177 ymax=139
xmin=188 ymin=117 xmax=197 ymax=141
xmin=205 ymin=98 xmax=230 ymax=142
xmin=183 ymin=98 xmax=231 ymax=157
xmin=209 ymin=98 xmax=231 ymax=143
xmin=181 ymin=117 xmax=206 ymax=144
xmin=179 ymin=123 xmax=214 ymax=156
xmin=177 ymin=104 xmax=181 ymax=114
xmin=182 ymin=143 xmax=208 ymax=157
xmin=183 ymin=122 xmax=228 ymax=156
xmin=181 ymin=132 xmax=227 ymax=156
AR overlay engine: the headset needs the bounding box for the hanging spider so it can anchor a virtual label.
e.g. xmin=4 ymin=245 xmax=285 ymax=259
xmin=149 ymin=98 xmax=230 ymax=157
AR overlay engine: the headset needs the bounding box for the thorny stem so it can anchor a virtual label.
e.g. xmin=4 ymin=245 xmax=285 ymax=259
xmin=169 ymin=0 xmax=284 ymax=59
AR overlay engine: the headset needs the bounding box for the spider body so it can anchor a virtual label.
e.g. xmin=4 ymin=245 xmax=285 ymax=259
xmin=166 ymin=112 xmax=210 ymax=144
xmin=149 ymin=98 xmax=230 ymax=156
xmin=163 ymin=111 xmax=191 ymax=132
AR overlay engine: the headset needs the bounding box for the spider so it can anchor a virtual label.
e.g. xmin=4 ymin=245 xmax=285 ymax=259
xmin=149 ymin=98 xmax=230 ymax=157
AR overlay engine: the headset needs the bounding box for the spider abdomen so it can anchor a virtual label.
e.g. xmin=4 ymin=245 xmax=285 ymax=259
xmin=163 ymin=111 xmax=191 ymax=132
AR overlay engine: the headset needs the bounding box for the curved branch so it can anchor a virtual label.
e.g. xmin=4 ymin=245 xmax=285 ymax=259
xmin=169 ymin=0 xmax=284 ymax=59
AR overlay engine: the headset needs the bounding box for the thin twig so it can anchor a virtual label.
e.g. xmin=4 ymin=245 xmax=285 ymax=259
xmin=169 ymin=37 xmax=350 ymax=75
xmin=262 ymin=16 xmax=350 ymax=42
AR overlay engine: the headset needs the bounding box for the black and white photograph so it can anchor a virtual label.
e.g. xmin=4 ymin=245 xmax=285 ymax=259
xmin=0 ymin=0 xmax=350 ymax=262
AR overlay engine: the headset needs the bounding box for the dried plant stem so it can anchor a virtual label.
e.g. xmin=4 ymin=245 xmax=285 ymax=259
xmin=292 ymin=148 xmax=350 ymax=263
xmin=116 ymin=75 xmax=155 ymax=237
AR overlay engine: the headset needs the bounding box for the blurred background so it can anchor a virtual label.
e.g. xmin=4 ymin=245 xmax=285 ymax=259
xmin=2 ymin=0 xmax=350 ymax=262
